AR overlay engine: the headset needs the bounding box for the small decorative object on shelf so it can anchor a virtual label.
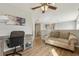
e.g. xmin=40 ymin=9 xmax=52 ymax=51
xmin=25 ymin=42 xmax=32 ymax=48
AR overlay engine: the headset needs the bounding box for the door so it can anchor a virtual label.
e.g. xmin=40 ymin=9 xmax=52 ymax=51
xmin=35 ymin=23 xmax=41 ymax=37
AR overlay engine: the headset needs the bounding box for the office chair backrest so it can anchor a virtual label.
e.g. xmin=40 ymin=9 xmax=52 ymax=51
xmin=10 ymin=31 xmax=25 ymax=38
xmin=9 ymin=31 xmax=25 ymax=47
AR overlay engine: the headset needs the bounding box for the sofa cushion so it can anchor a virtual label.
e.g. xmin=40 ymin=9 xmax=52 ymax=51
xmin=49 ymin=37 xmax=69 ymax=44
xmin=50 ymin=31 xmax=59 ymax=38
xmin=59 ymin=32 xmax=70 ymax=39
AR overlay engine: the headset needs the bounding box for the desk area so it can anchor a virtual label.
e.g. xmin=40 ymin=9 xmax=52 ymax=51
xmin=0 ymin=33 xmax=33 ymax=56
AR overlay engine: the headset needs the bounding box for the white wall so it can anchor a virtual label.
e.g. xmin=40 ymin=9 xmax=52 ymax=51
xmin=0 ymin=4 xmax=33 ymax=35
xmin=55 ymin=21 xmax=76 ymax=30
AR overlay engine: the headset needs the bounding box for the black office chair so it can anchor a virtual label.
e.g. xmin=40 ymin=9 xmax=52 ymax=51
xmin=6 ymin=31 xmax=25 ymax=56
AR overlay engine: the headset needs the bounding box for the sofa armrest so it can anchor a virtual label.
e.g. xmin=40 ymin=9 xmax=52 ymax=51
xmin=41 ymin=34 xmax=49 ymax=40
xmin=68 ymin=34 xmax=78 ymax=44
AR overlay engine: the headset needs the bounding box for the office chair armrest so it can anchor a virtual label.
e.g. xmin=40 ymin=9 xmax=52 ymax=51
xmin=6 ymin=39 xmax=9 ymax=43
xmin=6 ymin=39 xmax=10 ymax=47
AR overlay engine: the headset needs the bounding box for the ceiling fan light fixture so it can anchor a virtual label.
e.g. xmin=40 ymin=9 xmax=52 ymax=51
xmin=32 ymin=3 xmax=57 ymax=13
xmin=45 ymin=5 xmax=48 ymax=11
xmin=41 ymin=5 xmax=48 ymax=11
xmin=41 ymin=6 xmax=44 ymax=11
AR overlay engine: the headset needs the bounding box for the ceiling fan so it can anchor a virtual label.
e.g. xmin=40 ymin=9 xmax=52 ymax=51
xmin=31 ymin=3 xmax=57 ymax=13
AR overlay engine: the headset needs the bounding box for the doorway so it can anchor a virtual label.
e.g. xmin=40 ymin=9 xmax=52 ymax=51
xmin=35 ymin=23 xmax=41 ymax=37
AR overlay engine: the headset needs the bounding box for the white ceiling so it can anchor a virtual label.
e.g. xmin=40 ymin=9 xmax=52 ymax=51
xmin=0 ymin=3 xmax=79 ymax=23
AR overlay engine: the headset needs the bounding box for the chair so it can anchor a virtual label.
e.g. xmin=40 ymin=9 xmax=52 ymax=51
xmin=6 ymin=31 xmax=25 ymax=56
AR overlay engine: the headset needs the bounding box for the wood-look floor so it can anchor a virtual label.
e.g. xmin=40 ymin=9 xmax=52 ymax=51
xmin=4 ymin=36 xmax=79 ymax=56
xmin=19 ymin=36 xmax=79 ymax=56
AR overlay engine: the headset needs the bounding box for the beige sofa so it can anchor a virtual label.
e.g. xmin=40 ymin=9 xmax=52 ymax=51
xmin=45 ymin=31 xmax=77 ymax=51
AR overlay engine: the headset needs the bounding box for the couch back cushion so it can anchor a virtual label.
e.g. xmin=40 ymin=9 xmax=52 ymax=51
xmin=59 ymin=32 xmax=70 ymax=39
xmin=50 ymin=31 xmax=59 ymax=38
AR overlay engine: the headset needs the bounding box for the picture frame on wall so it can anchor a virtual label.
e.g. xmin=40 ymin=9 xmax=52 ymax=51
xmin=6 ymin=15 xmax=26 ymax=26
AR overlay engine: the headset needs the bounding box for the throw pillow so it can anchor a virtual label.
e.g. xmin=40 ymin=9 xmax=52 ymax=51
xmin=50 ymin=31 xmax=59 ymax=38
xmin=59 ymin=32 xmax=70 ymax=39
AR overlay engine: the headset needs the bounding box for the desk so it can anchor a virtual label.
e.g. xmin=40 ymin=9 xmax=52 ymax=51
xmin=0 ymin=33 xmax=33 ymax=56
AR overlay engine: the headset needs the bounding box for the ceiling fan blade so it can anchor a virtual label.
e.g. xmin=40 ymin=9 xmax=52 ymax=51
xmin=48 ymin=5 xmax=57 ymax=10
xmin=31 ymin=6 xmax=42 ymax=10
